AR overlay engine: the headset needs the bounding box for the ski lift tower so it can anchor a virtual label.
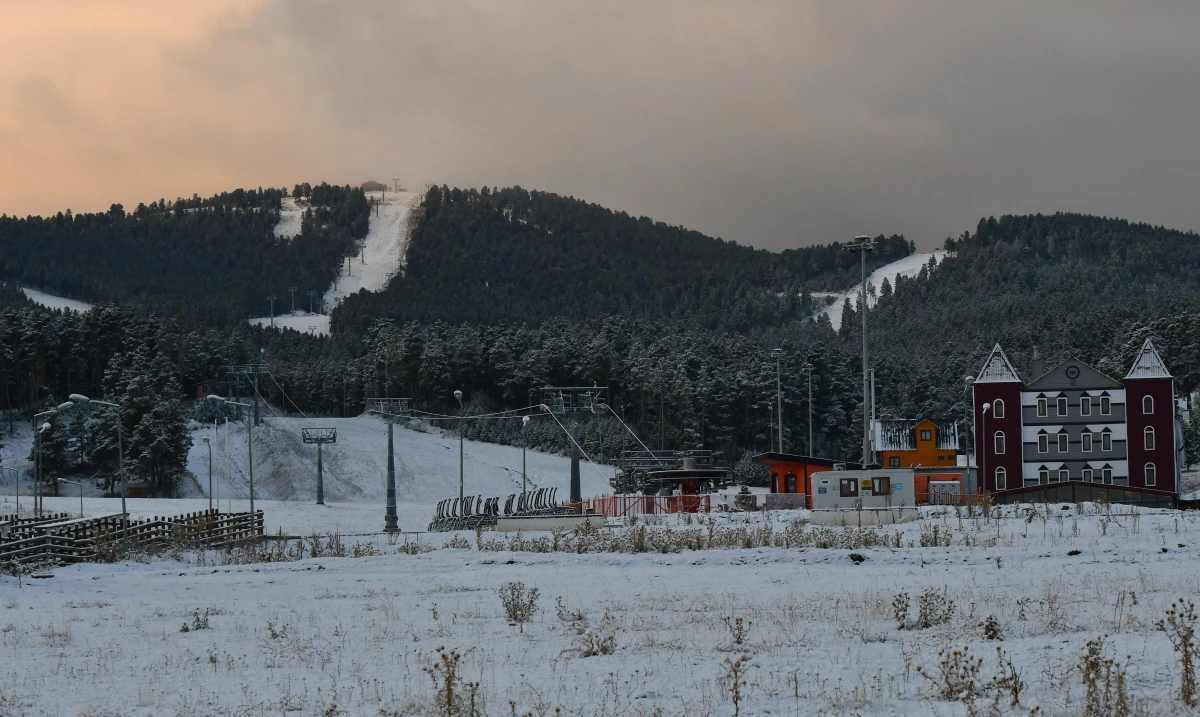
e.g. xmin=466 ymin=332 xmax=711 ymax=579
xmin=540 ymin=386 xmax=606 ymax=505
xmin=367 ymin=398 xmax=412 ymax=532
xmin=301 ymin=428 xmax=337 ymax=505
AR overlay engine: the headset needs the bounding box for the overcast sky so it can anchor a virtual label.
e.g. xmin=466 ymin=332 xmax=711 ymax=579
xmin=2 ymin=1 xmax=1198 ymax=250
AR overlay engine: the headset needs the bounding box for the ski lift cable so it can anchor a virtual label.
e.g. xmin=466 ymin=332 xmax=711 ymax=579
xmin=601 ymin=401 xmax=661 ymax=460
xmin=536 ymin=403 xmax=612 ymax=488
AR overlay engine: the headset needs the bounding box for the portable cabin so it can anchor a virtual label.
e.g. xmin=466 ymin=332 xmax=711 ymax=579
xmin=752 ymin=453 xmax=864 ymax=508
xmin=810 ymin=468 xmax=916 ymax=510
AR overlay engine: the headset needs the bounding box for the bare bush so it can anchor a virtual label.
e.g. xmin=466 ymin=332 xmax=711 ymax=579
xmin=1158 ymin=599 xmax=1199 ymax=707
xmin=723 ymin=616 xmax=750 ymax=646
xmin=423 ymin=647 xmax=483 ymax=717
xmin=892 ymin=592 xmax=910 ymax=630
xmin=719 ymin=655 xmax=752 ymax=717
xmin=1080 ymin=636 xmax=1130 ymax=717
xmin=917 ymin=588 xmax=955 ymax=629
xmin=497 ymin=582 xmax=539 ymax=631
xmin=917 ymin=646 xmax=982 ymax=701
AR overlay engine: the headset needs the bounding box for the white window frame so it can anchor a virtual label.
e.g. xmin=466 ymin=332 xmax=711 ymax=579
xmin=1038 ymin=434 xmax=1048 ymax=453
xmin=1145 ymin=463 xmax=1157 ymax=487
xmin=1102 ymin=467 xmax=1112 ymax=483
xmin=1038 ymin=469 xmax=1049 ymax=484
xmin=994 ymin=431 xmax=1005 ymax=454
xmin=1058 ymin=468 xmax=1069 ymax=483
xmin=1057 ymin=396 xmax=1068 ymax=416
xmin=1037 ymin=397 xmax=1047 ymax=417
xmin=1143 ymin=395 xmax=1154 ymax=414
xmin=1101 ymin=396 xmax=1111 ymax=415
xmin=1102 ymin=432 xmax=1112 ymax=451
xmin=993 ymin=398 xmax=1005 ymax=419
xmin=1082 ymin=468 xmax=1093 ymax=482
xmin=1144 ymin=427 xmax=1155 ymax=451
xmin=1081 ymin=397 xmax=1091 ymax=416
xmin=1057 ymin=432 xmax=1068 ymax=452
xmin=1082 ymin=433 xmax=1092 ymax=452
xmin=995 ymin=467 xmax=1007 ymax=491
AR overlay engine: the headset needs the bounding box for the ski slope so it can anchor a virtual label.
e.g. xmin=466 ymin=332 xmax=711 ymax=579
xmin=815 ymin=249 xmax=944 ymax=330
xmin=20 ymin=286 xmax=94 ymax=312
xmin=251 ymin=190 xmax=415 ymax=335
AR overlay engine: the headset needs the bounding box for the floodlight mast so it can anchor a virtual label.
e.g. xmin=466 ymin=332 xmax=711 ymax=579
xmin=65 ymin=394 xmax=128 ymax=549
xmin=207 ymin=395 xmax=255 ymax=519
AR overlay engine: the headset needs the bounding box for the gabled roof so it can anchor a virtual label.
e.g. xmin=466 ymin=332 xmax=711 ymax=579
xmin=873 ymin=419 xmax=959 ymax=451
xmin=1026 ymin=357 xmax=1121 ymax=391
xmin=1126 ymin=339 xmax=1172 ymax=379
xmin=975 ymin=344 xmax=1022 ymax=383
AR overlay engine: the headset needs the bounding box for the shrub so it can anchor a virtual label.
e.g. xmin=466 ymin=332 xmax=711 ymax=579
xmin=497 ymin=582 xmax=540 ymax=631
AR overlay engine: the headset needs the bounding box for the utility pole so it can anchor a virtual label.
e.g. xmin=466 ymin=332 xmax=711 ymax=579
xmin=289 ymin=287 xmax=296 ymax=315
xmin=266 ymin=296 xmax=276 ymax=327
xmin=805 ymin=364 xmax=814 ymax=456
xmin=307 ymin=290 xmax=318 ymax=314
xmin=773 ymin=348 xmax=784 ymax=453
xmin=302 ymin=428 xmax=337 ymax=505
xmin=843 ymin=235 xmax=874 ymax=466
xmin=454 ymin=390 xmax=464 ymax=501
xmin=367 ymin=398 xmax=411 ymax=532
xmin=228 ymin=362 xmax=267 ymax=426
xmin=870 ymin=367 xmax=877 ymax=464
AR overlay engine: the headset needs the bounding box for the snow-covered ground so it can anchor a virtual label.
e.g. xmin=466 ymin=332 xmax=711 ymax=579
xmin=0 ymin=411 xmax=614 ymax=524
xmin=19 ymin=287 xmax=94 ymax=313
xmin=816 ymin=249 xmax=945 ymax=330
xmin=2 ymin=504 xmax=1198 ymax=715
xmin=251 ymin=190 xmax=416 ymax=336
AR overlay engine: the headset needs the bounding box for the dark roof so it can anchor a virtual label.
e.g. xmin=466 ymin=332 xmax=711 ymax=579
xmin=751 ymin=453 xmax=865 ymax=470
xmin=873 ymin=419 xmax=959 ymax=451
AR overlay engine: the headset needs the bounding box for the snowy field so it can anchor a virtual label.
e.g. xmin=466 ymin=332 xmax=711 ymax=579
xmin=815 ymin=249 xmax=945 ymax=329
xmin=2 ymin=503 xmax=1200 ymax=715
xmin=251 ymin=190 xmax=415 ymax=336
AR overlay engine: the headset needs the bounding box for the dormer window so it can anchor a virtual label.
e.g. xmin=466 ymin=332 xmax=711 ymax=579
xmin=1081 ymin=397 xmax=1092 ymax=416
xmin=1057 ymin=397 xmax=1068 ymax=416
xmin=1101 ymin=431 xmax=1112 ymax=451
xmin=1037 ymin=397 xmax=1048 ymax=417
xmin=1057 ymin=432 xmax=1068 ymax=452
xmin=1038 ymin=467 xmax=1049 ymax=484
xmin=920 ymin=429 xmax=932 ymax=441
xmin=1100 ymin=396 xmax=1111 ymax=415
xmin=1143 ymin=395 xmax=1154 ymax=414
xmin=1038 ymin=434 xmax=1049 ymax=453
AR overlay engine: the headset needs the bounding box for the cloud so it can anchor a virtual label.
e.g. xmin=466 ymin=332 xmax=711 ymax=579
xmin=2 ymin=0 xmax=1199 ymax=250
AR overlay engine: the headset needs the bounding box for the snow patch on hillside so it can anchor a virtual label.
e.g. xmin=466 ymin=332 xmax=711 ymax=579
xmin=20 ymin=287 xmax=94 ymax=312
xmin=273 ymin=196 xmax=304 ymax=239
xmin=816 ymin=249 xmax=944 ymax=330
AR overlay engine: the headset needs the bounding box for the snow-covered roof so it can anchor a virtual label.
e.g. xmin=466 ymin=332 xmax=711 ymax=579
xmin=1125 ymin=339 xmax=1172 ymax=379
xmin=873 ymin=419 xmax=959 ymax=451
xmin=975 ymin=344 xmax=1022 ymax=383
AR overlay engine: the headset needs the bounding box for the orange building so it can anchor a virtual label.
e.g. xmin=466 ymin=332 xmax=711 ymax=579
xmin=752 ymin=453 xmax=864 ymax=500
xmin=874 ymin=419 xmax=959 ymax=469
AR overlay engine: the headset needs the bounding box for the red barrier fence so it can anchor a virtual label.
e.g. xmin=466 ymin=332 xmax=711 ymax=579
xmin=584 ymin=495 xmax=711 ymax=518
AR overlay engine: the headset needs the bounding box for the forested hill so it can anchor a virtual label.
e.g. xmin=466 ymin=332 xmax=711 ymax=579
xmin=333 ymin=185 xmax=913 ymax=333
xmin=0 ymin=184 xmax=369 ymax=326
xmin=865 ymin=213 xmax=1200 ymax=425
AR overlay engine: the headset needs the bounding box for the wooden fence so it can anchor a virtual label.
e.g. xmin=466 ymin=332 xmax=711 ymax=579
xmin=0 ymin=509 xmax=264 ymax=566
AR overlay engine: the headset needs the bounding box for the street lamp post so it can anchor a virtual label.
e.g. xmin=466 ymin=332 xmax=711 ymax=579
xmin=202 ymin=436 xmax=213 ymax=511
xmin=804 ymin=364 xmax=815 ymax=456
xmin=66 ymin=395 xmax=128 ymax=551
xmin=59 ymin=478 xmax=84 ymax=517
xmin=772 ymin=348 xmax=784 ymax=453
xmin=981 ymin=402 xmax=991 ymax=497
xmin=33 ymin=409 xmax=56 ymax=518
xmin=454 ymin=390 xmax=464 ymax=501
xmin=207 ymin=395 xmax=255 ymax=519
xmin=843 ymin=235 xmax=874 ymax=466
xmin=521 ymin=415 xmax=530 ymax=498
xmin=0 ymin=466 xmax=17 ymax=516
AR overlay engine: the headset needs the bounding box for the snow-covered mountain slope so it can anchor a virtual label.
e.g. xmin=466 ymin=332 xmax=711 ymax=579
xmin=186 ymin=414 xmax=614 ymax=505
xmin=815 ymin=249 xmax=944 ymax=330
xmin=20 ymin=286 xmax=94 ymax=312
xmin=250 ymin=190 xmax=415 ymax=335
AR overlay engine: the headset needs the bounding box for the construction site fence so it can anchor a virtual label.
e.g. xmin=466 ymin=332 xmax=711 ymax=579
xmin=0 ymin=509 xmax=264 ymax=566
xmin=584 ymin=495 xmax=711 ymax=518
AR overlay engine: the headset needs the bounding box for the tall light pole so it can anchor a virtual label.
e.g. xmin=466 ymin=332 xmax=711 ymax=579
xmin=34 ymin=409 xmax=57 ymax=517
xmin=202 ymin=436 xmax=213 ymax=511
xmin=59 ymin=478 xmax=84 ymax=517
xmin=772 ymin=348 xmax=784 ymax=453
xmin=207 ymin=396 xmax=255 ymax=520
xmin=805 ymin=364 xmax=815 ymax=456
xmin=67 ymin=395 xmax=127 ymax=550
xmin=843 ymin=235 xmax=874 ymax=466
xmin=454 ymin=390 xmax=464 ymax=501
xmin=521 ymin=415 xmax=530 ymax=498
xmin=366 ymin=397 xmax=411 ymax=533
xmin=964 ymin=376 xmax=975 ymax=503
xmin=0 ymin=466 xmax=17 ymax=516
